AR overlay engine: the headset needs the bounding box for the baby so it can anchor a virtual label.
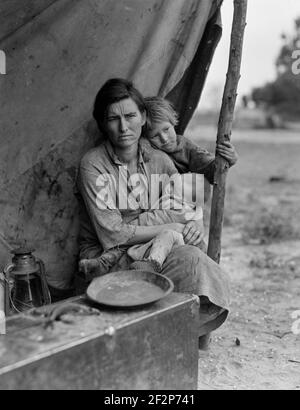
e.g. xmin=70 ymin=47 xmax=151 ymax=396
xmin=127 ymin=172 xmax=205 ymax=271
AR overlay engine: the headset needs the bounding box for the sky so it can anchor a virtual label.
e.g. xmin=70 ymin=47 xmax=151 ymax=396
xmin=199 ymin=0 xmax=300 ymax=109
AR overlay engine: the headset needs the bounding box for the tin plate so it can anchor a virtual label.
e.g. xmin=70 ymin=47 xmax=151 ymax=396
xmin=86 ymin=270 xmax=174 ymax=307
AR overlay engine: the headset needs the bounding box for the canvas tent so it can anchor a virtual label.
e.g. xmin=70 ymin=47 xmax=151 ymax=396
xmin=0 ymin=0 xmax=223 ymax=290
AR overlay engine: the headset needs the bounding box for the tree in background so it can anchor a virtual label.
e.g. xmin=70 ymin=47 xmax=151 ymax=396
xmin=252 ymin=17 xmax=300 ymax=122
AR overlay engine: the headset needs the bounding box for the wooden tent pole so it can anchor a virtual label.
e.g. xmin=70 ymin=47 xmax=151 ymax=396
xmin=207 ymin=0 xmax=248 ymax=264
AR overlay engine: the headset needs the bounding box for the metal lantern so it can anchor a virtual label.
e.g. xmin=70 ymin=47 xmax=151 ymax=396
xmin=3 ymin=247 xmax=51 ymax=313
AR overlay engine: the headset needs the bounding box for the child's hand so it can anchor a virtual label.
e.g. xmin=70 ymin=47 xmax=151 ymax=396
xmin=216 ymin=141 xmax=238 ymax=167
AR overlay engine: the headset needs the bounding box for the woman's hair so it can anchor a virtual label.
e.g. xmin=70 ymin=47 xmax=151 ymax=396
xmin=93 ymin=78 xmax=146 ymax=131
xmin=145 ymin=96 xmax=179 ymax=129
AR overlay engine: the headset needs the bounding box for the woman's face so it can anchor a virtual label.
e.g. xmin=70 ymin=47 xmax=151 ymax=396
xmin=103 ymin=98 xmax=145 ymax=149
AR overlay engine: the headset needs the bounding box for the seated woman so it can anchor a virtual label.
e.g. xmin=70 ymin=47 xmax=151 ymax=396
xmin=77 ymin=78 xmax=230 ymax=346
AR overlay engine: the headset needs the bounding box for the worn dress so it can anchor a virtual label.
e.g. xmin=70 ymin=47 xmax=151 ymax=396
xmin=77 ymin=138 xmax=230 ymax=336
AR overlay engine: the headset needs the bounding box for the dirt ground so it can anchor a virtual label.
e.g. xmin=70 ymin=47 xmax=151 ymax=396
xmin=187 ymin=124 xmax=300 ymax=390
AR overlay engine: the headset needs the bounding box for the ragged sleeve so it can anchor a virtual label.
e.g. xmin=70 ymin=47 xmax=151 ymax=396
xmin=170 ymin=135 xmax=215 ymax=184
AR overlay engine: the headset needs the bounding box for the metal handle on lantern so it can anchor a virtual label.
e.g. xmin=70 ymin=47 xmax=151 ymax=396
xmin=36 ymin=259 xmax=51 ymax=305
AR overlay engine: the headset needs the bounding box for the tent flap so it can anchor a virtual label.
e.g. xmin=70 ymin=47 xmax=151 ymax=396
xmin=0 ymin=0 xmax=222 ymax=289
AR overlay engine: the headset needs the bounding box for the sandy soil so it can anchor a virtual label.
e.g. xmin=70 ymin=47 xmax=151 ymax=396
xmin=197 ymin=235 xmax=300 ymax=390
xmin=187 ymin=125 xmax=300 ymax=390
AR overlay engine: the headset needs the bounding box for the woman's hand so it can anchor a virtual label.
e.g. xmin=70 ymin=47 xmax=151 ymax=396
xmin=216 ymin=141 xmax=238 ymax=167
xmin=183 ymin=220 xmax=205 ymax=246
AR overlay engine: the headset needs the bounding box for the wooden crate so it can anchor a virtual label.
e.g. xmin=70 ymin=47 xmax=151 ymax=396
xmin=0 ymin=293 xmax=199 ymax=390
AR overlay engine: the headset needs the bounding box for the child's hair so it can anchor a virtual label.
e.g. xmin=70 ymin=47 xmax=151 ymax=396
xmin=145 ymin=96 xmax=179 ymax=129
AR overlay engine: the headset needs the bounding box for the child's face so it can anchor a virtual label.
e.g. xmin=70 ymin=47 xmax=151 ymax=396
xmin=147 ymin=121 xmax=177 ymax=153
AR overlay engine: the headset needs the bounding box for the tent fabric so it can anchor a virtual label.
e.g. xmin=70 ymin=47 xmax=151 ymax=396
xmin=0 ymin=0 xmax=222 ymax=289
xmin=167 ymin=9 xmax=222 ymax=134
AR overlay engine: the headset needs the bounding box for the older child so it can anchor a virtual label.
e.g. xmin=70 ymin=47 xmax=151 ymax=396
xmin=141 ymin=95 xmax=238 ymax=250
xmin=144 ymin=96 xmax=238 ymax=183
